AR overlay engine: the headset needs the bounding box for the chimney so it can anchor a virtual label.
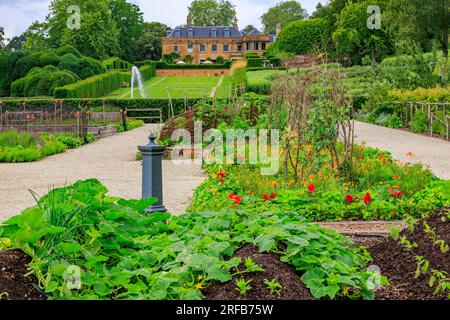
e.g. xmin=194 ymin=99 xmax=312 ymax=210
xmin=264 ymin=24 xmax=269 ymax=35
xmin=233 ymin=16 xmax=238 ymax=28
xmin=187 ymin=15 xmax=192 ymax=27
xmin=276 ymin=22 xmax=282 ymax=36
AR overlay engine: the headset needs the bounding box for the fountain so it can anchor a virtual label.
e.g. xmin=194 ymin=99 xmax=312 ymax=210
xmin=131 ymin=66 xmax=147 ymax=99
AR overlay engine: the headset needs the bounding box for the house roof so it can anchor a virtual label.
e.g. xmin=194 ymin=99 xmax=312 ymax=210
xmin=245 ymin=29 xmax=264 ymax=36
xmin=166 ymin=26 xmax=243 ymax=39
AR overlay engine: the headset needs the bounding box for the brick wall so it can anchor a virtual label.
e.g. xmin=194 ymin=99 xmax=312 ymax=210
xmin=156 ymin=69 xmax=231 ymax=77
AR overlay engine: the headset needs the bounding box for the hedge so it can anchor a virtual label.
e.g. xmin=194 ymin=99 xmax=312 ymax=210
xmin=0 ymin=97 xmax=227 ymax=122
xmin=245 ymin=52 xmax=260 ymax=59
xmin=102 ymin=57 xmax=132 ymax=70
xmin=389 ymin=86 xmax=450 ymax=103
xmin=246 ymin=67 xmax=285 ymax=72
xmin=247 ymin=58 xmax=264 ymax=68
xmin=54 ymin=63 xmax=156 ymax=99
xmin=154 ymin=60 xmax=232 ymax=69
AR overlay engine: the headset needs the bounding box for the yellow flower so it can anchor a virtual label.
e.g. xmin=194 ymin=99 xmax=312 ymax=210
xmin=342 ymin=287 xmax=350 ymax=296
xmin=195 ymin=283 xmax=203 ymax=290
xmin=197 ymin=275 xmax=203 ymax=281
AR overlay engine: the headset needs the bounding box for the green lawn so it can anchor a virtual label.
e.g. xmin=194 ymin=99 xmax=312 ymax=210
xmin=106 ymin=76 xmax=232 ymax=99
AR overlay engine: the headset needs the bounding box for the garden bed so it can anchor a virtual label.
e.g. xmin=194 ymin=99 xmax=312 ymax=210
xmin=2 ymin=207 xmax=449 ymax=300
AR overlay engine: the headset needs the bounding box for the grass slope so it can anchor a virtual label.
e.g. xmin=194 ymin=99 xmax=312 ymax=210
xmin=106 ymin=76 xmax=232 ymax=100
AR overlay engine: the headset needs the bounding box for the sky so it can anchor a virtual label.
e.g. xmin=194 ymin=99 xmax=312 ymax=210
xmin=0 ymin=0 xmax=325 ymax=39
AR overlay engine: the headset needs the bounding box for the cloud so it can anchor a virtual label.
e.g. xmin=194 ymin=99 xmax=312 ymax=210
xmin=0 ymin=0 xmax=323 ymax=38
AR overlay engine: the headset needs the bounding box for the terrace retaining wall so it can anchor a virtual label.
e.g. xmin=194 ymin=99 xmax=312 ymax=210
xmin=156 ymin=69 xmax=231 ymax=77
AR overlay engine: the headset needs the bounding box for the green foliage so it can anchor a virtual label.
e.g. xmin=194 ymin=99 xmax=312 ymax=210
xmin=0 ymin=179 xmax=380 ymax=300
xmin=11 ymin=65 xmax=80 ymax=97
xmin=410 ymin=111 xmax=429 ymax=133
xmin=235 ymin=279 xmax=252 ymax=295
xmin=188 ymin=0 xmax=236 ymax=26
xmin=46 ymin=0 xmax=120 ymax=60
xmin=271 ymin=19 xmax=327 ymax=55
xmin=0 ymin=131 xmax=68 ymax=163
xmin=54 ymin=63 xmax=154 ymax=99
xmin=264 ymin=279 xmax=282 ymax=296
xmin=102 ymin=57 xmax=131 ymax=70
xmin=54 ymin=134 xmax=84 ymax=149
xmin=246 ymin=58 xmax=263 ymax=68
xmin=109 ymin=0 xmax=145 ymax=62
xmin=261 ymin=0 xmax=307 ymax=35
xmin=135 ymin=22 xmax=172 ymax=62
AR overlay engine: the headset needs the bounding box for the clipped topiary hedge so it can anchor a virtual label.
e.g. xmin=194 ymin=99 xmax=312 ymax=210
xmin=246 ymin=58 xmax=264 ymax=68
xmin=102 ymin=57 xmax=132 ymax=70
xmin=54 ymin=63 xmax=156 ymax=99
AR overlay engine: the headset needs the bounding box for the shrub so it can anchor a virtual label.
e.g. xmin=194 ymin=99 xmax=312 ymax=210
xmin=0 ymin=131 xmax=37 ymax=148
xmin=0 ymin=146 xmax=42 ymax=163
xmin=40 ymin=140 xmax=67 ymax=157
xmin=410 ymin=111 xmax=429 ymax=133
xmin=246 ymin=58 xmax=264 ymax=68
xmin=272 ymin=19 xmax=326 ymax=55
xmin=11 ymin=66 xmax=79 ymax=97
xmin=55 ymin=134 xmax=84 ymax=149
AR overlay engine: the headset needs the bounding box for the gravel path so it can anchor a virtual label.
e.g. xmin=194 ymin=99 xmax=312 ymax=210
xmin=354 ymin=121 xmax=450 ymax=180
xmin=0 ymin=125 xmax=206 ymax=222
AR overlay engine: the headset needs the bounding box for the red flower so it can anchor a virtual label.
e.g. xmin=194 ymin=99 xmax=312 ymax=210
xmin=345 ymin=194 xmax=354 ymax=204
xmin=233 ymin=195 xmax=242 ymax=205
xmin=228 ymin=193 xmax=235 ymax=200
xmin=216 ymin=172 xmax=226 ymax=179
xmin=220 ymin=179 xmax=224 ymax=185
xmin=393 ymin=174 xmax=399 ymax=180
xmin=364 ymin=193 xmax=371 ymax=205
xmin=392 ymin=190 xmax=403 ymax=198
xmin=263 ymin=194 xmax=270 ymax=202
xmin=270 ymin=193 xmax=276 ymax=199
xmin=358 ymin=154 xmax=364 ymax=159
xmin=307 ymin=184 xmax=316 ymax=193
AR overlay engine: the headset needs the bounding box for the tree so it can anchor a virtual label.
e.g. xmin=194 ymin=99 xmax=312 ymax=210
xmin=23 ymin=22 xmax=51 ymax=52
xmin=7 ymin=34 xmax=27 ymax=51
xmin=333 ymin=0 xmax=391 ymax=68
xmin=261 ymin=1 xmax=307 ymax=34
xmin=46 ymin=0 xmax=120 ymax=59
xmin=109 ymin=0 xmax=145 ymax=61
xmin=0 ymin=27 xmax=7 ymax=50
xmin=188 ymin=0 xmax=237 ymax=26
xmin=242 ymin=25 xmax=256 ymax=34
xmin=135 ymin=22 xmax=171 ymax=61
xmin=385 ymin=0 xmax=449 ymax=57
xmin=271 ymin=19 xmax=327 ymax=55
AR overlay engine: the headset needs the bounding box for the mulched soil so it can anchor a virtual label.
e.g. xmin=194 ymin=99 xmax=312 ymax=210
xmin=357 ymin=207 xmax=450 ymax=300
xmin=1 ymin=208 xmax=448 ymax=300
xmin=0 ymin=250 xmax=46 ymax=300
xmin=204 ymin=244 xmax=314 ymax=300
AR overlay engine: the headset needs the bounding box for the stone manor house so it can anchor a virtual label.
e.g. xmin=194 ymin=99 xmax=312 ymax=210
xmin=162 ymin=17 xmax=275 ymax=64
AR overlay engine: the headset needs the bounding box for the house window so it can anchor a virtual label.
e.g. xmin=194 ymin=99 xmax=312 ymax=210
xmin=200 ymin=44 xmax=206 ymax=52
xmin=246 ymin=42 xmax=251 ymax=51
xmin=224 ymin=28 xmax=230 ymax=38
xmin=223 ymin=44 xmax=229 ymax=52
xmin=187 ymin=43 xmax=194 ymax=53
xmin=174 ymin=45 xmax=179 ymax=53
xmin=262 ymin=42 xmax=266 ymax=51
xmin=175 ymin=29 xmax=181 ymax=37
xmin=254 ymin=42 xmax=259 ymax=50
xmin=187 ymin=29 xmax=193 ymax=38
xmin=212 ymin=44 xmax=217 ymax=52
xmin=211 ymin=28 xmax=217 ymax=38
